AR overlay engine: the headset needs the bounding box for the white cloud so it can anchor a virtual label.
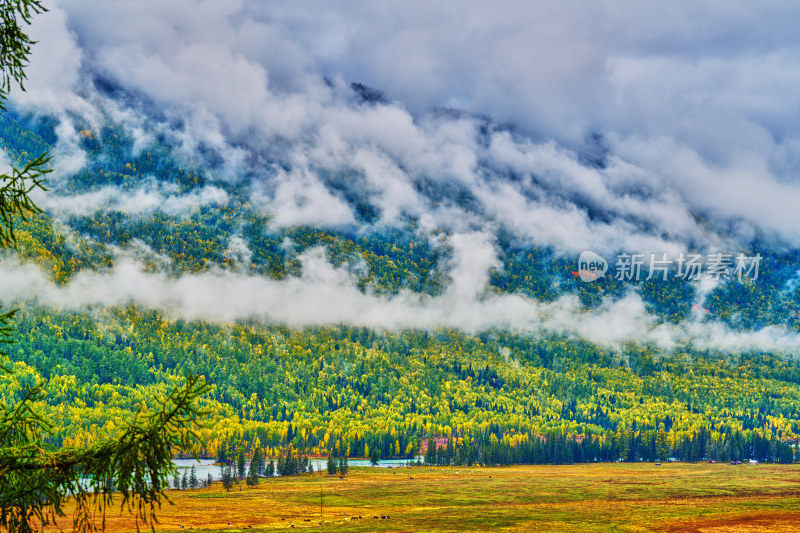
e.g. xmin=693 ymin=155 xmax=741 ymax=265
xmin=33 ymin=180 xmax=228 ymax=217
xmin=2 ymin=236 xmax=798 ymax=355
xmin=252 ymin=158 xmax=355 ymax=228
xmin=14 ymin=0 xmax=800 ymax=249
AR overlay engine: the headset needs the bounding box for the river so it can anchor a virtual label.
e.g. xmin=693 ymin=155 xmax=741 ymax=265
xmin=172 ymin=457 xmax=420 ymax=482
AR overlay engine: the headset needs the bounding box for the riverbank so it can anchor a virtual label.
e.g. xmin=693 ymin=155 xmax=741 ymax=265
xmin=172 ymin=457 xmax=420 ymax=481
xmin=48 ymin=462 xmax=800 ymax=532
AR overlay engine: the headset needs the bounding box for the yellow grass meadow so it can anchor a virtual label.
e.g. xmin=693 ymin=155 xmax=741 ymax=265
xmin=51 ymin=463 xmax=800 ymax=532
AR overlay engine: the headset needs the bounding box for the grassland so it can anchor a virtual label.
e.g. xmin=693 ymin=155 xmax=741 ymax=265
xmin=52 ymin=463 xmax=800 ymax=532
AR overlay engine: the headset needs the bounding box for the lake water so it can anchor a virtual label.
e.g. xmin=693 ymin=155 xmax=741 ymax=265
xmin=172 ymin=457 xmax=420 ymax=482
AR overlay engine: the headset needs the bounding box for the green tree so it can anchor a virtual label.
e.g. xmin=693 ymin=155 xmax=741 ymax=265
xmin=236 ymin=450 xmax=246 ymax=480
xmin=265 ymin=460 xmax=275 ymax=478
xmin=216 ymin=445 xmax=227 ymax=465
xmin=220 ymin=465 xmax=234 ymax=492
xmin=246 ymin=450 xmax=260 ymax=486
xmin=370 ymin=446 xmax=380 ymax=466
xmin=424 ymin=437 xmax=436 ymax=465
xmin=250 ymin=447 xmax=264 ymax=477
xmin=189 ymin=466 xmax=198 ymax=489
xmin=326 ymin=454 xmax=336 ymax=476
xmin=338 ymin=457 xmax=348 ymax=478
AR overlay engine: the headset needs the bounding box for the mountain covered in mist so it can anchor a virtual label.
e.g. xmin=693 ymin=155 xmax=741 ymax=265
xmin=2 ymin=96 xmax=800 ymax=463
xmin=3 ymin=1 xmax=800 ymax=463
xmin=2 ymin=103 xmax=800 ymax=350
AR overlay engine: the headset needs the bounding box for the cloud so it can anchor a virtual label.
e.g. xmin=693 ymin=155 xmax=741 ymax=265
xmin=33 ymin=180 xmax=229 ymax=218
xmin=251 ymin=157 xmax=355 ymax=228
xmin=2 ymin=233 xmax=798 ymax=356
xmin=13 ymin=0 xmax=800 ymax=249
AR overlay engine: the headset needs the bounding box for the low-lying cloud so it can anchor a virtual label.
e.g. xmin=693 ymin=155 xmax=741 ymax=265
xmin=32 ymin=181 xmax=228 ymax=218
xmin=2 ymin=232 xmax=798 ymax=356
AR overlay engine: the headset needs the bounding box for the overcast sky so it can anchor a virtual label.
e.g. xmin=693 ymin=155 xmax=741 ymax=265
xmin=18 ymin=1 xmax=800 ymax=248
xmin=29 ymin=1 xmax=800 ymax=151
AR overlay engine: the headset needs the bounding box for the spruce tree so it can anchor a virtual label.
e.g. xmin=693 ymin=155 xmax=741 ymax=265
xmin=370 ymin=446 xmax=381 ymax=466
xmin=221 ymin=466 xmax=234 ymax=492
xmin=216 ymin=445 xmax=227 ymax=465
xmin=425 ymin=437 xmax=437 ymax=465
xmin=246 ymin=455 xmax=259 ymax=486
xmin=251 ymin=447 xmax=264 ymax=477
xmin=237 ymin=451 xmax=247 ymax=480
xmin=189 ymin=466 xmax=198 ymax=489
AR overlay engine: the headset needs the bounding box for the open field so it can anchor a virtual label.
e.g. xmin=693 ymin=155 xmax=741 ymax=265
xmin=52 ymin=463 xmax=800 ymax=532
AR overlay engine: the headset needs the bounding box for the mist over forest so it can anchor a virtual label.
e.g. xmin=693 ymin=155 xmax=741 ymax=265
xmin=3 ymin=1 xmax=800 ymax=467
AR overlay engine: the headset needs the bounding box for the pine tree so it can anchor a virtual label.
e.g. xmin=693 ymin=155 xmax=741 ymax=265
xmin=252 ymin=448 xmax=266 ymax=477
xmin=370 ymin=446 xmax=381 ymax=466
xmin=237 ymin=451 xmax=247 ymax=480
xmin=181 ymin=469 xmax=188 ymax=490
xmin=189 ymin=465 xmax=199 ymax=489
xmin=246 ymin=454 xmax=259 ymax=486
xmin=251 ymin=447 xmax=264 ymax=477
xmin=221 ymin=466 xmax=234 ymax=492
xmin=425 ymin=437 xmax=437 ymax=465
xmin=216 ymin=445 xmax=228 ymax=465
xmin=266 ymin=460 xmax=275 ymax=478
xmin=207 ymin=473 xmax=214 ymax=488
xmin=338 ymin=457 xmax=349 ymax=478
xmin=326 ymin=454 xmax=336 ymax=476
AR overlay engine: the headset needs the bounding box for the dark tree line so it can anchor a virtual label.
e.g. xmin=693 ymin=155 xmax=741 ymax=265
xmin=422 ymin=427 xmax=796 ymax=467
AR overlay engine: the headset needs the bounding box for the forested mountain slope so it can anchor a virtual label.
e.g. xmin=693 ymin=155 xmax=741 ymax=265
xmin=2 ymin=108 xmax=800 ymax=464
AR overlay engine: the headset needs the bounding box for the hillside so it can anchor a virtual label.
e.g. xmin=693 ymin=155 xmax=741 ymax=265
xmin=1 ymin=108 xmax=799 ymax=465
